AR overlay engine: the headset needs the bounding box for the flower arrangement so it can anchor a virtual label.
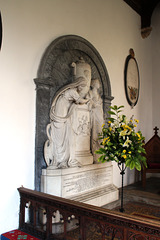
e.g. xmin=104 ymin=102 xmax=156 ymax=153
xmin=95 ymin=105 xmax=147 ymax=171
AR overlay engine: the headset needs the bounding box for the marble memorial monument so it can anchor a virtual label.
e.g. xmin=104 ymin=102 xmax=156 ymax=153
xmin=40 ymin=53 xmax=118 ymax=207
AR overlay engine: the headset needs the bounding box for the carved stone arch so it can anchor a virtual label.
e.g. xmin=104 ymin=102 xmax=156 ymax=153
xmin=34 ymin=35 xmax=113 ymax=190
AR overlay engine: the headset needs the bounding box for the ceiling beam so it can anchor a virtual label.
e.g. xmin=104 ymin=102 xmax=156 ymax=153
xmin=123 ymin=0 xmax=160 ymax=38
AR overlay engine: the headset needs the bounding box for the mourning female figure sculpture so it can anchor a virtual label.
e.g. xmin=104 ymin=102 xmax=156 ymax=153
xmin=44 ymin=58 xmax=104 ymax=168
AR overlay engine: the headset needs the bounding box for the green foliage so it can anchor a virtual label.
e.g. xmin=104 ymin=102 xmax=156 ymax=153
xmin=95 ymin=105 xmax=147 ymax=171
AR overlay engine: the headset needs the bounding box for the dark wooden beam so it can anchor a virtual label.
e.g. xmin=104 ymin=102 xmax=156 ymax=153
xmin=123 ymin=0 xmax=160 ymax=38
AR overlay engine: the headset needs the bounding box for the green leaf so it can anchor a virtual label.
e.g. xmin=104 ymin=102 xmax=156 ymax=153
xmin=117 ymin=105 xmax=124 ymax=109
xmin=125 ymin=159 xmax=131 ymax=167
xmin=135 ymin=162 xmax=141 ymax=171
xmin=110 ymin=106 xmax=117 ymax=110
xmin=141 ymin=157 xmax=147 ymax=168
xmin=117 ymin=110 xmax=123 ymax=113
xmin=98 ymin=155 xmax=106 ymax=163
xmin=113 ymin=105 xmax=118 ymax=110
xmin=107 ymin=141 xmax=112 ymax=146
xmin=108 ymin=111 xmax=116 ymax=115
xmin=99 ymin=148 xmax=107 ymax=154
xmin=129 ymin=161 xmax=135 ymax=170
xmin=95 ymin=148 xmax=105 ymax=154
xmin=141 ymin=148 xmax=146 ymax=154
xmin=107 ymin=117 xmax=115 ymax=122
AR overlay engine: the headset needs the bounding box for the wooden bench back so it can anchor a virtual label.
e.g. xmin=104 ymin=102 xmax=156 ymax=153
xmin=145 ymin=127 xmax=160 ymax=165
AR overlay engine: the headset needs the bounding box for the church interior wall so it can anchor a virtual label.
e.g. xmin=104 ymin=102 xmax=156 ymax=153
xmin=0 ymin=0 xmax=158 ymax=233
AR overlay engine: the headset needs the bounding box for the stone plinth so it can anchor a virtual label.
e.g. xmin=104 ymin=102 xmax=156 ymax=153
xmin=41 ymin=162 xmax=119 ymax=207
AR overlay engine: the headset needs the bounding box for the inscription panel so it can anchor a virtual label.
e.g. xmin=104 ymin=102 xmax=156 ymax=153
xmin=62 ymin=167 xmax=112 ymax=197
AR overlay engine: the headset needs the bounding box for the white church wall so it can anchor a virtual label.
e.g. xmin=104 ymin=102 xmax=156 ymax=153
xmin=0 ymin=0 xmax=153 ymax=233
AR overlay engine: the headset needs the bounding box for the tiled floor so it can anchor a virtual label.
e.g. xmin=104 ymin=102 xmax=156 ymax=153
xmin=103 ymin=177 xmax=160 ymax=210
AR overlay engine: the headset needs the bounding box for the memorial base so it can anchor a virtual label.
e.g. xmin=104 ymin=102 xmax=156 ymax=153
xmin=41 ymin=162 xmax=119 ymax=207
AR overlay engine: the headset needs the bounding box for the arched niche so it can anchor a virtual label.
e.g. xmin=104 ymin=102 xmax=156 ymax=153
xmin=34 ymin=35 xmax=113 ymax=191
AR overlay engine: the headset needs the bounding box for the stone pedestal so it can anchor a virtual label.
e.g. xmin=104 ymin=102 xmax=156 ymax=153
xmin=41 ymin=162 xmax=119 ymax=207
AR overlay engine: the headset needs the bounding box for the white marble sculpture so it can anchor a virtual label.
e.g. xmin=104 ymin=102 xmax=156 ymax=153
xmin=44 ymin=58 xmax=104 ymax=168
xmin=88 ymin=79 xmax=104 ymax=163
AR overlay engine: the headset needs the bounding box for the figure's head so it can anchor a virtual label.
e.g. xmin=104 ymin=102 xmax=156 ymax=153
xmin=77 ymin=83 xmax=87 ymax=93
xmin=91 ymin=79 xmax=100 ymax=89
xmin=75 ymin=77 xmax=89 ymax=97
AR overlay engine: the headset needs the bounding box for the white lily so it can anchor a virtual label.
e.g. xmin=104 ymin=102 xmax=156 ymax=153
xmin=123 ymin=136 xmax=132 ymax=147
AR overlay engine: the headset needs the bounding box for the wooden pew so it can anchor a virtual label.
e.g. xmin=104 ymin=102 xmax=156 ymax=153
xmin=142 ymin=126 xmax=160 ymax=188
